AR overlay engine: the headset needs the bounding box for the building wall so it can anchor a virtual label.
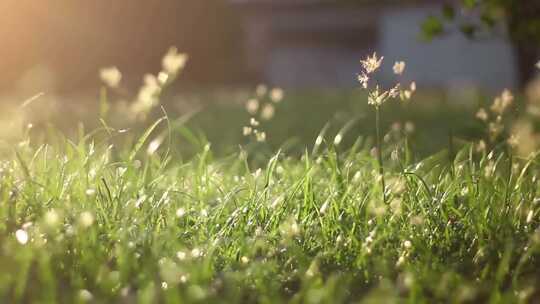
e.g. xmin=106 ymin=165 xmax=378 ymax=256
xmin=379 ymin=6 xmax=517 ymax=90
xmin=243 ymin=4 xmax=518 ymax=90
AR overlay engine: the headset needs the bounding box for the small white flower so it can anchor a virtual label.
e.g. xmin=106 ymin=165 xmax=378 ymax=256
xmin=357 ymin=73 xmax=369 ymax=89
xmin=476 ymin=108 xmax=488 ymax=121
xmin=44 ymin=209 xmax=61 ymax=227
xmin=393 ymin=61 xmax=406 ymax=75
xmin=176 ymin=251 xmax=187 ymax=260
xmin=15 ymin=229 xmax=29 ymax=245
xmin=79 ymin=211 xmax=95 ymax=228
xmin=255 ymin=131 xmax=266 ymax=142
xmin=368 ymin=86 xmax=389 ymax=107
xmin=157 ymin=71 xmax=169 ymax=85
xmin=256 ymin=84 xmax=268 ymax=97
xmin=389 ymin=84 xmax=400 ymax=98
xmin=270 ymin=88 xmax=284 ymax=103
xmin=260 ymin=104 xmax=275 ymax=120
xmin=361 ymin=52 xmax=384 ymax=74
xmin=246 ymin=98 xmax=259 ymax=114
xmin=191 ymin=248 xmax=202 ymax=258
xmin=243 ymin=126 xmax=253 ymax=136
xmin=78 ymin=289 xmax=93 ymax=302
xmin=176 ymin=208 xmax=186 ymax=218
xmin=250 ymin=118 xmax=259 ymax=127
xmin=403 ymin=240 xmax=412 ymax=249
xmin=99 ymin=67 xmax=122 ymax=88
xmin=410 ymin=82 xmax=417 ymax=92
xmin=162 ymin=47 xmax=188 ymax=75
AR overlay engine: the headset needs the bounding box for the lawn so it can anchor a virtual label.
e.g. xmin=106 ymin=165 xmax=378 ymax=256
xmin=0 ymin=56 xmax=539 ymax=303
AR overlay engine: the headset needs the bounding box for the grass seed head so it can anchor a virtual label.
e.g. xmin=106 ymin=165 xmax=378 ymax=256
xmin=393 ymin=61 xmax=406 ymax=75
xmin=361 ymin=52 xmax=384 ymax=74
xmin=99 ymin=67 xmax=122 ymax=88
xmin=15 ymin=229 xmax=29 ymax=245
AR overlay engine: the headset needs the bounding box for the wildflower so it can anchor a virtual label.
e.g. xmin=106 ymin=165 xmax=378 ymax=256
xmin=240 ymin=256 xmax=250 ymax=264
xmin=250 ymin=118 xmax=259 ymax=127
xmin=242 ymin=126 xmax=252 ymax=136
xmin=490 ymin=89 xmax=513 ymax=115
xmin=361 ymin=52 xmax=384 ymax=74
xmin=476 ymin=108 xmax=488 ymax=121
xmin=44 ymin=209 xmax=61 ymax=228
xmin=510 ymin=119 xmax=538 ymax=157
xmin=176 ymin=208 xmax=186 ymax=218
xmin=390 ymin=84 xmax=401 ymax=99
xmin=393 ymin=61 xmax=406 ymax=75
xmin=15 ymin=229 xmax=29 ymax=245
xmin=403 ymin=240 xmax=412 ymax=249
xmin=502 ymin=89 xmax=513 ymax=105
xmin=79 ymin=211 xmax=95 ymax=228
xmin=256 ymin=84 xmax=268 ymax=97
xmin=357 ymin=73 xmax=369 ymax=89
xmin=180 ymin=275 xmax=188 ymax=283
xmin=245 ymin=98 xmax=259 ymax=114
xmin=191 ymin=248 xmax=202 ymax=258
xmin=401 ymin=82 xmax=416 ymax=101
xmin=488 ymin=120 xmax=503 ymax=140
xmin=368 ymin=86 xmax=389 ymax=107
xmin=270 ymin=88 xmax=284 ymax=103
xmin=157 ymin=71 xmax=169 ymax=85
xmin=260 ymin=104 xmax=275 ymax=120
xmin=176 ymin=251 xmax=187 ymax=260
xmin=78 ymin=289 xmax=93 ymax=302
xmin=410 ymin=81 xmax=416 ymax=92
xmin=132 ymin=74 xmax=161 ymax=116
xmin=255 ymin=131 xmax=266 ymax=142
xmin=99 ymin=67 xmax=122 ymax=88
xmin=162 ymin=47 xmax=188 ymax=75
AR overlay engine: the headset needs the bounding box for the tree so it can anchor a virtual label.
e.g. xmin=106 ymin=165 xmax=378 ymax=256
xmin=422 ymin=0 xmax=540 ymax=87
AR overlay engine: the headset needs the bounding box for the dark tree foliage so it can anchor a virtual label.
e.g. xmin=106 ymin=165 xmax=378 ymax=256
xmin=423 ymin=0 xmax=540 ymax=86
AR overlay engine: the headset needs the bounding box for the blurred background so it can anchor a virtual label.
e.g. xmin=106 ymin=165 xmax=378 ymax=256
xmin=0 ymin=0 xmax=539 ymax=155
xmin=2 ymin=0 xmax=538 ymax=93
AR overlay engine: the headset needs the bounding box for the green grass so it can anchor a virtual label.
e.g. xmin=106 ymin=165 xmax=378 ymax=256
xmin=0 ymin=92 xmax=539 ymax=303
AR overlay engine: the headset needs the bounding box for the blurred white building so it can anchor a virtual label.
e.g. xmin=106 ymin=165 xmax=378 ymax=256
xmin=231 ymin=0 xmax=517 ymax=90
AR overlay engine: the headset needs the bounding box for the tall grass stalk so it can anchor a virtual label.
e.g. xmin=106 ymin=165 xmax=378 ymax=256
xmin=375 ymin=106 xmax=386 ymax=203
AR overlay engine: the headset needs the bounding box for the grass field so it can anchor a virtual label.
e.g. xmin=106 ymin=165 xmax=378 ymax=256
xmin=0 ymin=55 xmax=539 ymax=303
